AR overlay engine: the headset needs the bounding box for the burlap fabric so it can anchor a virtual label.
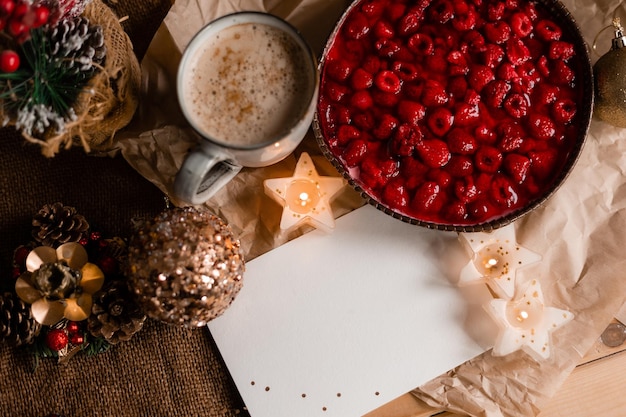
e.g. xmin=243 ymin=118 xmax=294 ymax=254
xmin=7 ymin=0 xmax=142 ymax=157
xmin=0 ymin=0 xmax=248 ymax=415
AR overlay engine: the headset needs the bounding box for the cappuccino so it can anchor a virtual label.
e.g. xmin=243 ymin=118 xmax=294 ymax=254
xmin=182 ymin=22 xmax=315 ymax=148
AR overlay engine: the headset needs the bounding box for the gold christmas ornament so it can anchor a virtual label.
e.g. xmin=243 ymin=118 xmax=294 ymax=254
xmin=594 ymin=18 xmax=626 ymax=127
xmin=127 ymin=207 xmax=245 ymax=328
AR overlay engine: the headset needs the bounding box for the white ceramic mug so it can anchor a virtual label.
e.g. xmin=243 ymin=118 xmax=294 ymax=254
xmin=174 ymin=12 xmax=319 ymax=205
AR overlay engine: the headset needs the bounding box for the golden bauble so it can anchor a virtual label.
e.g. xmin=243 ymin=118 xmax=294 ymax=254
xmin=594 ymin=47 xmax=626 ymax=127
xmin=127 ymin=207 xmax=245 ymax=328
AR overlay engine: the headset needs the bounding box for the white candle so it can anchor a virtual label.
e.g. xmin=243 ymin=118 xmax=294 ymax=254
xmin=264 ymin=152 xmax=345 ymax=233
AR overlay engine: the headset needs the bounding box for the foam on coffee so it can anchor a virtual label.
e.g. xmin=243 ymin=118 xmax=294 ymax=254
xmin=183 ymin=22 xmax=314 ymax=147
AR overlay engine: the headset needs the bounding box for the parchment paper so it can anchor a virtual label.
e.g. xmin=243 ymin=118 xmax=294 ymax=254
xmin=116 ymin=0 xmax=626 ymax=415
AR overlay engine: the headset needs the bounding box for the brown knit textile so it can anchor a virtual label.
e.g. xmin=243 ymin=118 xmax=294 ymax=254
xmin=0 ymin=1 xmax=248 ymax=415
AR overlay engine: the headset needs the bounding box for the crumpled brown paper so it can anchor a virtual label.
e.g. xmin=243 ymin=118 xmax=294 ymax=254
xmin=116 ymin=0 xmax=626 ymax=416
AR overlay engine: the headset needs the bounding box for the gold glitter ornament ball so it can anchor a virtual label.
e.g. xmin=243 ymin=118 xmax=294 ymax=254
xmin=127 ymin=207 xmax=245 ymax=328
xmin=594 ymin=20 xmax=626 ymax=127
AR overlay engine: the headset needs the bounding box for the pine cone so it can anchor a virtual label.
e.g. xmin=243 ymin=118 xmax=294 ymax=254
xmin=32 ymin=202 xmax=90 ymax=247
xmin=0 ymin=292 xmax=42 ymax=347
xmin=48 ymin=16 xmax=107 ymax=75
xmin=88 ymin=280 xmax=146 ymax=344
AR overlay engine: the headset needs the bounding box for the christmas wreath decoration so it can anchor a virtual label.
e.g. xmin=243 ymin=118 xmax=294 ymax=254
xmin=1 ymin=202 xmax=146 ymax=366
xmin=0 ymin=0 xmax=140 ymax=157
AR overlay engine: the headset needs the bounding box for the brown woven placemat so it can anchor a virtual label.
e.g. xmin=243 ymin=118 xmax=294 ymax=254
xmin=0 ymin=1 xmax=248 ymax=415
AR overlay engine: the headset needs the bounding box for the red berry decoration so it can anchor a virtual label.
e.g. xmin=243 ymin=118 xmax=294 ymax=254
xmin=70 ymin=333 xmax=85 ymax=346
xmin=66 ymin=320 xmax=80 ymax=335
xmin=317 ymin=0 xmax=589 ymax=226
xmin=0 ymin=49 xmax=19 ymax=72
xmin=45 ymin=329 xmax=69 ymax=352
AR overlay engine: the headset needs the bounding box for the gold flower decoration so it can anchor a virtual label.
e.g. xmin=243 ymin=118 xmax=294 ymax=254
xmin=15 ymin=242 xmax=105 ymax=325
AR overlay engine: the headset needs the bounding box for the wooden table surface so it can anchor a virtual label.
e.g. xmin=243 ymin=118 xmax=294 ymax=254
xmin=365 ymin=321 xmax=626 ymax=417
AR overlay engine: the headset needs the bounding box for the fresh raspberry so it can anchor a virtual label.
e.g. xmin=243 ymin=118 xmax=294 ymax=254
xmin=446 ymin=155 xmax=474 ymax=177
xmin=411 ymin=181 xmax=445 ymax=213
xmin=475 ymin=124 xmax=497 ymax=144
xmin=428 ymin=0 xmax=455 ymax=24
xmin=337 ymin=124 xmax=361 ymax=146
xmin=447 ymin=50 xmax=468 ymax=67
xmin=421 ymin=79 xmax=449 ymax=107
xmin=534 ymin=83 xmax=560 ymax=107
xmin=329 ymin=104 xmax=352 ymax=126
xmin=490 ymin=174 xmax=519 ymax=207
xmin=350 ymin=90 xmax=374 ymax=110
xmin=497 ymin=121 xmax=525 ymax=151
xmin=400 ymin=154 xmax=429 ymax=179
xmin=361 ymin=0 xmax=385 ymax=19
xmin=467 ymin=200 xmax=497 ymax=221
xmin=372 ymin=90 xmax=401 ymax=107
xmin=474 ymin=145 xmax=503 ymax=173
xmin=375 ymin=38 xmax=401 ymax=58
xmin=483 ymin=79 xmax=511 ymax=108
xmin=484 ymin=21 xmax=511 ymax=44
xmin=462 ymin=30 xmax=486 ymax=53
xmin=397 ymin=100 xmax=426 ymax=126
xmin=392 ymin=124 xmax=423 ymax=156
xmin=447 ymin=128 xmax=477 ymax=154
xmin=505 ymin=0 xmax=520 ymax=10
xmin=506 ymin=37 xmax=531 ymax=66
xmin=522 ymin=1 xmax=539 ymax=20
xmin=351 ymin=68 xmax=374 ymax=90
xmin=373 ymin=19 xmax=395 ymax=39
xmin=535 ymin=19 xmax=562 ymax=41
xmin=416 ymin=139 xmax=451 ymax=168
xmin=503 ymin=93 xmax=529 ymax=118
xmin=550 ymin=60 xmax=575 ymax=86
xmin=407 ymin=33 xmax=434 ymax=55
xmin=536 ymin=55 xmax=550 ymax=77
xmin=427 ymin=107 xmax=454 ymax=136
xmin=359 ymin=157 xmax=386 ymax=190
xmin=497 ymin=62 xmax=518 ymax=81
xmin=486 ymin=1 xmax=505 ymax=21
xmin=374 ymin=69 xmax=402 ymax=93
xmin=503 ymin=153 xmax=531 ymax=183
xmin=427 ymin=168 xmax=453 ymax=188
xmin=372 ymin=114 xmax=399 ymax=140
xmin=452 ymin=7 xmax=477 ymax=31
xmin=464 ymin=89 xmax=481 ymax=105
xmin=482 ymin=44 xmax=504 ymax=68
xmin=324 ymin=81 xmax=350 ymax=103
xmin=529 ymin=149 xmax=558 ymax=180
xmin=353 ymin=112 xmax=375 ymax=130
xmin=527 ymin=113 xmax=556 ymax=140
xmin=510 ymin=12 xmax=533 ymax=38
xmin=404 ymin=79 xmax=425 ymax=100
xmin=552 ymin=98 xmax=577 ymax=124
xmin=468 ymin=65 xmax=494 ymax=92
xmin=382 ymin=178 xmax=410 ymax=209
xmin=344 ymin=11 xmax=370 ymax=40
xmin=548 ymin=41 xmax=575 ymax=61
xmin=442 ymin=200 xmax=468 ymax=222
xmin=454 ymin=176 xmax=479 ymax=203
xmin=448 ymin=76 xmax=468 ymax=99
xmin=325 ymin=59 xmax=353 ymax=82
xmin=392 ymin=61 xmax=420 ymax=81
xmin=342 ymin=139 xmax=368 ymax=167
xmin=398 ymin=8 xmax=425 ymax=37
xmin=379 ymin=158 xmax=399 ymax=178
xmin=454 ymin=103 xmax=480 ymax=126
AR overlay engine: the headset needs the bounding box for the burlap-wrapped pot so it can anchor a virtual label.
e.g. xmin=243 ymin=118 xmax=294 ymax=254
xmin=22 ymin=0 xmax=141 ymax=157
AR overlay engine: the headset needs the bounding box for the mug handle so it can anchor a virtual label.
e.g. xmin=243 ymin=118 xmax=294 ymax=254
xmin=173 ymin=149 xmax=242 ymax=205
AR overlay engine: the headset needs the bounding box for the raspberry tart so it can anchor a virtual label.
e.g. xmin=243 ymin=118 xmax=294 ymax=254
xmin=314 ymin=0 xmax=592 ymax=231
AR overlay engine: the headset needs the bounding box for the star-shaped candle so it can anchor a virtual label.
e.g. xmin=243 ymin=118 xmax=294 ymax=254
xmin=458 ymin=224 xmax=542 ymax=300
xmin=264 ymin=152 xmax=345 ymax=233
xmin=485 ymin=279 xmax=574 ymax=361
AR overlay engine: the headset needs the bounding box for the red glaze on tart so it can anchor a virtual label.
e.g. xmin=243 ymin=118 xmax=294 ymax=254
xmin=315 ymin=0 xmax=591 ymax=229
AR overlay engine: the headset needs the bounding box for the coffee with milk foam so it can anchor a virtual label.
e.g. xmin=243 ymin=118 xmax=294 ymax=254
xmin=183 ymin=23 xmax=314 ymax=147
